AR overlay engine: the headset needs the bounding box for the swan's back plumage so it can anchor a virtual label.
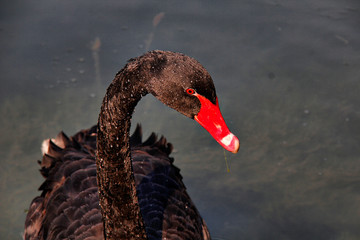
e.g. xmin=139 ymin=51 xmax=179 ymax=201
xmin=24 ymin=125 xmax=210 ymax=240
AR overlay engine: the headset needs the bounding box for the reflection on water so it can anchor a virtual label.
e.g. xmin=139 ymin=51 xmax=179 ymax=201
xmin=1 ymin=0 xmax=359 ymax=239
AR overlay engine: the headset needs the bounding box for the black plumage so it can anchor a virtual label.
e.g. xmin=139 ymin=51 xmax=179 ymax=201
xmin=24 ymin=50 xmax=234 ymax=240
xmin=25 ymin=125 xmax=210 ymax=240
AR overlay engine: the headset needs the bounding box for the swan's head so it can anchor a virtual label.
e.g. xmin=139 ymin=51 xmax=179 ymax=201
xmin=140 ymin=50 xmax=240 ymax=153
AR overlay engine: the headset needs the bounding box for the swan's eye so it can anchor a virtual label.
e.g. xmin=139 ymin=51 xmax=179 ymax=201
xmin=186 ymin=88 xmax=195 ymax=95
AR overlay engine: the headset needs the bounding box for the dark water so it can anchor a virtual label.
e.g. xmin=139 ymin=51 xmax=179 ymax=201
xmin=1 ymin=0 xmax=360 ymax=239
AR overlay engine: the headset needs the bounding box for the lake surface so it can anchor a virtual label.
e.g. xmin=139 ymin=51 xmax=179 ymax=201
xmin=1 ymin=0 xmax=359 ymax=239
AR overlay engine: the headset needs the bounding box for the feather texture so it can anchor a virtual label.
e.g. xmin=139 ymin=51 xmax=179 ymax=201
xmin=24 ymin=125 xmax=210 ymax=240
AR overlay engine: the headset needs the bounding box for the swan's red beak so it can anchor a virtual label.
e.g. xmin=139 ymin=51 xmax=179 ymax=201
xmin=194 ymin=94 xmax=240 ymax=153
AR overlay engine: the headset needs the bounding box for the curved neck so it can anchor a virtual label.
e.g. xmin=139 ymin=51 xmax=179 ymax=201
xmin=96 ymin=64 xmax=148 ymax=239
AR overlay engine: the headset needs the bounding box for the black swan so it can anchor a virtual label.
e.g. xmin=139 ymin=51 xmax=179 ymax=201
xmin=24 ymin=50 xmax=239 ymax=240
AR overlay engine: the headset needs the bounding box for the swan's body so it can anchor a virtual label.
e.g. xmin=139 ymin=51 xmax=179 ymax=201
xmin=24 ymin=126 xmax=210 ymax=239
xmin=24 ymin=51 xmax=239 ymax=240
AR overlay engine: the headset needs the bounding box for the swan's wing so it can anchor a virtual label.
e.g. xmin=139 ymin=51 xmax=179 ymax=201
xmin=24 ymin=127 xmax=104 ymax=240
xmin=132 ymin=130 xmax=211 ymax=240
xmin=24 ymin=125 xmax=211 ymax=240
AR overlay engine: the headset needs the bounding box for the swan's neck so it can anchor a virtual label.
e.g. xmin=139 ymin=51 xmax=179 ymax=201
xmin=96 ymin=66 xmax=148 ymax=239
